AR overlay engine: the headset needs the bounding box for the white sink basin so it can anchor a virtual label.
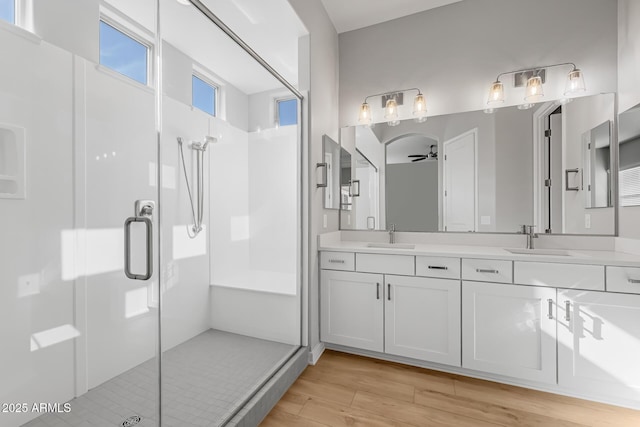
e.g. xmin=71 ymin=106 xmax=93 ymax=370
xmin=506 ymin=248 xmax=573 ymax=257
xmin=366 ymin=243 xmax=416 ymax=250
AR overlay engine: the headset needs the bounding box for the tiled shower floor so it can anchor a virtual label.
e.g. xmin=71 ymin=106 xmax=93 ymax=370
xmin=23 ymin=330 xmax=297 ymax=427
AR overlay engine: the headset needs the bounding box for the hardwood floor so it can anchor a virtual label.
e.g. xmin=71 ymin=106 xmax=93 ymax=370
xmin=260 ymin=350 xmax=640 ymax=427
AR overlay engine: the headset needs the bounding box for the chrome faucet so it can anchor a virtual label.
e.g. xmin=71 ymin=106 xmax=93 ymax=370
xmin=522 ymin=225 xmax=538 ymax=249
xmin=388 ymin=223 xmax=396 ymax=244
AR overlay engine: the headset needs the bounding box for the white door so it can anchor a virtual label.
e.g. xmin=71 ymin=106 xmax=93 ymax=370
xmin=320 ymin=270 xmax=384 ymax=352
xmin=462 ymin=282 xmax=557 ymax=384
xmin=443 ymin=129 xmax=477 ymax=231
xmin=385 ymin=275 xmax=461 ymax=366
xmin=558 ymin=290 xmax=640 ymax=402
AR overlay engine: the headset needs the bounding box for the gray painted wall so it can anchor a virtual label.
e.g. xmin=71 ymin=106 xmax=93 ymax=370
xmin=494 ymin=107 xmax=534 ymax=232
xmin=386 ymin=162 xmax=439 ymax=231
xmin=339 ymin=0 xmax=617 ymax=127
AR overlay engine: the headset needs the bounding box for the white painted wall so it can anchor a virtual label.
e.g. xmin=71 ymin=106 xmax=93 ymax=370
xmin=287 ymin=0 xmax=340 ymax=355
xmin=618 ymin=0 xmax=640 ymax=238
xmin=339 ymin=0 xmax=617 ymax=127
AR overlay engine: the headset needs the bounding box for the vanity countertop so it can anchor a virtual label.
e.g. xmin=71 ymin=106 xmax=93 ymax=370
xmin=319 ymin=240 xmax=640 ymax=267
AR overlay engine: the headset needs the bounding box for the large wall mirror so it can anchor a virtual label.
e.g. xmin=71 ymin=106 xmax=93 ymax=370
xmin=339 ymin=93 xmax=616 ymax=235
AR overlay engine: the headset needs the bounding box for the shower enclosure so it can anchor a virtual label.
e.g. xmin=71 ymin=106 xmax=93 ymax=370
xmin=0 ymin=0 xmax=305 ymax=426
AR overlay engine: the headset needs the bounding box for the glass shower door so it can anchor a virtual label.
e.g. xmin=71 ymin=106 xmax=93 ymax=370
xmin=0 ymin=1 xmax=162 ymax=426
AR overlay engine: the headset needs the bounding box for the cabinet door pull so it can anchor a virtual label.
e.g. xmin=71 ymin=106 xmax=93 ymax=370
xmin=628 ymin=278 xmax=640 ymax=284
xmin=376 ymin=283 xmax=380 ymax=300
xmin=476 ymin=268 xmax=498 ymax=274
xmin=328 ymin=259 xmax=345 ymax=264
xmin=387 ymin=283 xmax=391 ymax=301
xmin=564 ymin=300 xmax=571 ymax=321
xmin=428 ymin=265 xmax=448 ymax=270
xmin=547 ymin=299 xmax=553 ymax=319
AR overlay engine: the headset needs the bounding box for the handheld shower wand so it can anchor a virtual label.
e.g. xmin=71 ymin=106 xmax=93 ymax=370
xmin=177 ymin=136 xmax=216 ymax=238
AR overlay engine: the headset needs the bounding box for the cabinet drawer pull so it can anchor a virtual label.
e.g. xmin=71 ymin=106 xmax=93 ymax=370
xmin=547 ymin=299 xmax=553 ymax=319
xmin=476 ymin=268 xmax=499 ymax=274
xmin=388 ymin=283 xmax=391 ymax=301
xmin=328 ymin=259 xmax=345 ymax=264
xmin=376 ymin=283 xmax=380 ymax=300
xmin=628 ymin=278 xmax=640 ymax=284
xmin=565 ymin=300 xmax=571 ymax=321
xmin=428 ymin=265 xmax=448 ymax=270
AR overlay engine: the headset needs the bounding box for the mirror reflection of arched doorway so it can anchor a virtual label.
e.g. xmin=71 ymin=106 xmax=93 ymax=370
xmin=385 ymin=133 xmax=440 ymax=231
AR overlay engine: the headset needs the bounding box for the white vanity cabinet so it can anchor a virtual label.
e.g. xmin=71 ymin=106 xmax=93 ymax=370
xmin=385 ymin=275 xmax=461 ymax=366
xmin=558 ymin=290 xmax=640 ymax=401
xmin=320 ymin=270 xmax=384 ymax=352
xmin=462 ymin=281 xmax=557 ymax=384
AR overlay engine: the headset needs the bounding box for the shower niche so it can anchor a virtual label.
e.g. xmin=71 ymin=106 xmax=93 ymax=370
xmin=0 ymin=124 xmax=25 ymax=199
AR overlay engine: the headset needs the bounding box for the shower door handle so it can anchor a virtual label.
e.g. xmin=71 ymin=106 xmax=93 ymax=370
xmin=124 ymin=200 xmax=154 ymax=280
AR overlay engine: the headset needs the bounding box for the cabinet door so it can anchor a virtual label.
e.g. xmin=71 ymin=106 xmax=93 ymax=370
xmin=320 ymin=270 xmax=384 ymax=352
xmin=385 ymin=275 xmax=461 ymax=366
xmin=462 ymin=281 xmax=557 ymax=384
xmin=558 ymin=290 xmax=640 ymax=401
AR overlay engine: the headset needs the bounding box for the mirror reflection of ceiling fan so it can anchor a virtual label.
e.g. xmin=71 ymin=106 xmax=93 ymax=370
xmin=408 ymin=144 xmax=438 ymax=162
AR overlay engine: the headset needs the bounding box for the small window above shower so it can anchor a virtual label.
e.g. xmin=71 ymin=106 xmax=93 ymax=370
xmin=98 ymin=15 xmax=152 ymax=86
xmin=276 ymin=98 xmax=297 ymax=127
xmin=0 ymin=0 xmax=14 ymax=24
xmin=192 ymin=74 xmax=218 ymax=116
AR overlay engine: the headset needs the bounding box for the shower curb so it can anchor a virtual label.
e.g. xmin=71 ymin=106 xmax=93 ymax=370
xmin=226 ymin=347 xmax=309 ymax=427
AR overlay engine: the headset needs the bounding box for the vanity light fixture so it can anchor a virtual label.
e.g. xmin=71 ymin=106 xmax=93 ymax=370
xmin=485 ymin=63 xmax=586 ymax=113
xmin=384 ymin=98 xmax=400 ymax=126
xmin=357 ymin=88 xmax=426 ymax=126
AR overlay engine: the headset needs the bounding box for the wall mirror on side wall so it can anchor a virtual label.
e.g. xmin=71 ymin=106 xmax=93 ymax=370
xmin=322 ymin=135 xmax=340 ymax=210
xmin=339 ymin=92 xmax=617 ymax=235
xmin=618 ymin=103 xmax=640 ymax=208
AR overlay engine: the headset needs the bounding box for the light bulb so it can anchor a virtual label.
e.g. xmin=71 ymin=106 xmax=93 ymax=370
xmin=413 ymin=93 xmax=427 ymax=123
xmin=385 ymin=99 xmax=399 ymax=126
xmin=358 ymin=102 xmax=372 ymax=126
xmin=524 ymin=76 xmax=544 ymax=102
xmin=564 ymin=68 xmax=586 ymax=96
xmin=487 ymin=81 xmax=504 ymax=105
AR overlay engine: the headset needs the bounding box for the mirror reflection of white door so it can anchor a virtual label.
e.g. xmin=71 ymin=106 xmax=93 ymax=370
xmin=443 ymin=129 xmax=477 ymax=231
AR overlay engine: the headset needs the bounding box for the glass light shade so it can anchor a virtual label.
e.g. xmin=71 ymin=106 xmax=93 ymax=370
xmin=524 ymin=76 xmax=544 ymax=102
xmin=487 ymin=81 xmax=504 ymax=105
xmin=358 ymin=102 xmax=372 ymax=126
xmin=413 ymin=93 xmax=427 ymax=122
xmin=564 ymin=68 xmax=586 ymax=96
xmin=385 ymin=99 xmax=399 ymax=126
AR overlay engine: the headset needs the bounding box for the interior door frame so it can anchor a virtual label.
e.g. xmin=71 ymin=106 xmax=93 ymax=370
xmin=533 ymin=102 xmax=563 ymax=234
xmin=442 ymin=128 xmax=478 ymax=232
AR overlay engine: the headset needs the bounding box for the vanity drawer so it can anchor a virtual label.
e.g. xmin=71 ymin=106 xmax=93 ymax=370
xmin=514 ymin=262 xmax=604 ymax=290
xmin=356 ymin=253 xmax=414 ymax=275
xmin=320 ymin=251 xmax=355 ymax=271
xmin=462 ymin=259 xmax=512 ymax=283
xmin=607 ymin=266 xmax=640 ymax=294
xmin=416 ymin=256 xmax=461 ymax=279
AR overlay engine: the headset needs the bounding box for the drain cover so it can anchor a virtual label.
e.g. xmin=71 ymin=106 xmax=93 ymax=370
xmin=121 ymin=415 xmax=142 ymax=427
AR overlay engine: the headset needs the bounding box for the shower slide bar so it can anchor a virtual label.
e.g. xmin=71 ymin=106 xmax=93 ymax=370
xmin=178 ymin=136 xmax=215 ymax=238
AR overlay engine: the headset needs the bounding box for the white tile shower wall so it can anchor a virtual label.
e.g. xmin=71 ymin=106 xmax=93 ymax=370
xmin=209 ymin=118 xmax=251 ymax=284
xmin=248 ymin=126 xmax=297 ymax=284
xmin=0 ymin=34 xmax=76 ymax=427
